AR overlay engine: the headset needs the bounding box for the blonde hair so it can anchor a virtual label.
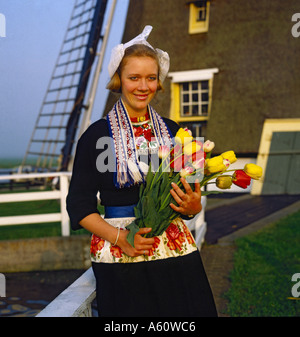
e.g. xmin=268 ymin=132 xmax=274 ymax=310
xmin=106 ymin=44 xmax=164 ymax=93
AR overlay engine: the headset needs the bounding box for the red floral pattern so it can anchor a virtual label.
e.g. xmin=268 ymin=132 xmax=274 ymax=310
xmin=90 ymin=234 xmax=105 ymax=257
xmin=148 ymin=236 xmax=161 ymax=256
xmin=166 ymin=223 xmax=186 ymax=251
xmin=182 ymin=223 xmax=195 ymax=245
xmin=132 ymin=121 xmax=156 ymax=151
xmin=110 ymin=245 xmax=123 ymax=259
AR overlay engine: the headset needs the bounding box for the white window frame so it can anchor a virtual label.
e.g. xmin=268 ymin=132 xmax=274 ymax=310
xmin=168 ymin=68 xmax=218 ymax=122
xmin=169 ymin=68 xmax=218 ymax=83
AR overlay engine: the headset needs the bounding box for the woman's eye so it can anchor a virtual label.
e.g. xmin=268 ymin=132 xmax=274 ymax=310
xmin=129 ymin=76 xmax=138 ymax=80
xmin=149 ymin=77 xmax=157 ymax=81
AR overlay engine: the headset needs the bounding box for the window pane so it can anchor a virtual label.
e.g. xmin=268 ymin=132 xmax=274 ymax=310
xmin=192 ymin=93 xmax=198 ymax=102
xmin=192 ymin=105 xmax=199 ymax=116
xmin=202 ymin=104 xmax=208 ymax=114
xmin=201 ymin=80 xmax=209 ymax=90
xmin=197 ymin=8 xmax=207 ymax=22
xmin=192 ymin=82 xmax=198 ymax=90
xmin=182 ymin=83 xmax=189 ymax=91
xmin=201 ymin=92 xmax=209 ymax=102
xmin=195 ymin=0 xmax=207 ymax=22
xmin=183 ymin=94 xmax=189 ymax=103
xmin=183 ymin=105 xmax=190 ymax=115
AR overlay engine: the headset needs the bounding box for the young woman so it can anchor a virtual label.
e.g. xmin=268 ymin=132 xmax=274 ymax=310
xmin=67 ymin=26 xmax=217 ymax=317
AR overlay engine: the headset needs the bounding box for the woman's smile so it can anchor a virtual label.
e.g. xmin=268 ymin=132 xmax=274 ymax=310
xmin=134 ymin=93 xmax=149 ymax=100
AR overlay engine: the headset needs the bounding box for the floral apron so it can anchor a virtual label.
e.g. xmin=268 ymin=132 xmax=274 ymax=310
xmin=90 ymin=217 xmax=198 ymax=264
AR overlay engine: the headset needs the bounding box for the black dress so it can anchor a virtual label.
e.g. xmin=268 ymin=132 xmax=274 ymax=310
xmin=67 ymin=115 xmax=217 ymax=317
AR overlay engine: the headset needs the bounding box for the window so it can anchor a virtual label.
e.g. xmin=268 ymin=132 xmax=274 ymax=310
xmin=168 ymin=68 xmax=218 ymax=124
xmin=187 ymin=0 xmax=210 ymax=34
xmin=180 ymin=80 xmax=209 ymax=117
xmin=196 ymin=1 xmax=207 ymax=21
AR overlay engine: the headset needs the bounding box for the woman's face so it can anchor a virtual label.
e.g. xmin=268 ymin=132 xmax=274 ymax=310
xmin=120 ymin=56 xmax=158 ymax=117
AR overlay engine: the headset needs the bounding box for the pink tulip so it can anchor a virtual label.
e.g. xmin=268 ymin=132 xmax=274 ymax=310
xmin=180 ymin=166 xmax=195 ymax=178
xmin=158 ymin=145 xmax=170 ymax=159
xmin=203 ymin=140 xmax=215 ymax=153
xmin=223 ymin=158 xmax=230 ymax=169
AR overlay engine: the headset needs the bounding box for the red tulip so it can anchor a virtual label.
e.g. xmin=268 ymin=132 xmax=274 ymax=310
xmin=170 ymin=145 xmax=190 ymax=171
xmin=232 ymin=170 xmax=251 ymax=189
xmin=171 ymin=154 xmax=190 ymax=171
xmin=191 ymin=150 xmax=205 ymax=170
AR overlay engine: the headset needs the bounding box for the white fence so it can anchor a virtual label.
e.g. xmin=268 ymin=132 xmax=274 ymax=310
xmin=0 ymin=172 xmax=72 ymax=236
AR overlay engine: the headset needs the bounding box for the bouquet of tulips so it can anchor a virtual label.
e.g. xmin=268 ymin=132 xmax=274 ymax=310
xmin=126 ymin=128 xmax=263 ymax=246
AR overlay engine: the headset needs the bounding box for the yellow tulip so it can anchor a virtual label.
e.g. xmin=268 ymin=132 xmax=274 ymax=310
xmin=244 ymin=163 xmax=263 ymax=180
xmin=221 ymin=151 xmax=237 ymax=164
xmin=184 ymin=141 xmax=202 ymax=156
xmin=206 ymin=155 xmax=226 ymax=174
xmin=216 ymin=175 xmax=233 ymax=189
xmin=174 ymin=128 xmax=193 ymax=145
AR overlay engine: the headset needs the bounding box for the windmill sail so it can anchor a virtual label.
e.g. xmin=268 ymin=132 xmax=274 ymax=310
xmin=21 ymin=0 xmax=114 ymax=172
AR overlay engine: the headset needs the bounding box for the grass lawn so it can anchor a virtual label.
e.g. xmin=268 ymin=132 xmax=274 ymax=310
xmin=224 ymin=210 xmax=300 ymax=317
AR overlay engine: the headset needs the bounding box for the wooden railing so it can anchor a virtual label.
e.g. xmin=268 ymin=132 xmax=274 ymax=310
xmin=0 ymin=172 xmax=72 ymax=236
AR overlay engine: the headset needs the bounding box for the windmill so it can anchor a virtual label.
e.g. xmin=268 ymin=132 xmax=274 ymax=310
xmin=20 ymin=0 xmax=117 ymax=173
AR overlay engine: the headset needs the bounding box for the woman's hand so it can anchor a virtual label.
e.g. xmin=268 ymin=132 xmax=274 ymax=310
xmin=169 ymin=177 xmax=202 ymax=216
xmin=79 ymin=213 xmax=156 ymax=258
xmin=117 ymin=227 xmax=155 ymax=257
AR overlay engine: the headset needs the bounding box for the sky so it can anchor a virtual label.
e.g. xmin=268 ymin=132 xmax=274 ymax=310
xmin=0 ymin=0 xmax=129 ymax=159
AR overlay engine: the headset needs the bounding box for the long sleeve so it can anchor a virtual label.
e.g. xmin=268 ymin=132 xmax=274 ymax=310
xmin=66 ymin=126 xmax=100 ymax=231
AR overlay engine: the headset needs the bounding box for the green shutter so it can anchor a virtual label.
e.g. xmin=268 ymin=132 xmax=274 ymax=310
xmin=262 ymin=132 xmax=300 ymax=195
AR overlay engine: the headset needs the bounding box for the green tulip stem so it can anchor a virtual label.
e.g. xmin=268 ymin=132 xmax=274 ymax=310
xmin=149 ymin=147 xmax=184 ymax=190
xmin=158 ymin=172 xmax=183 ymax=211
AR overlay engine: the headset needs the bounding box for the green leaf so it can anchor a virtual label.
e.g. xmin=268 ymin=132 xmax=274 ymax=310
xmin=139 ymin=181 xmax=145 ymax=199
xmin=134 ymin=204 xmax=141 ymax=219
xmin=160 ymin=172 xmax=171 ymax=196
xmin=205 ymin=151 xmax=212 ymax=159
xmin=143 ymin=162 xmax=154 ymax=195
xmin=152 ymin=218 xmax=172 ymax=237
xmin=125 ymin=221 xmax=140 ymax=247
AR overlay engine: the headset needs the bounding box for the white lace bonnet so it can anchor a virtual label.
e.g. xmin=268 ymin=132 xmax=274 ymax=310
xmin=107 ymin=25 xmax=170 ymax=83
